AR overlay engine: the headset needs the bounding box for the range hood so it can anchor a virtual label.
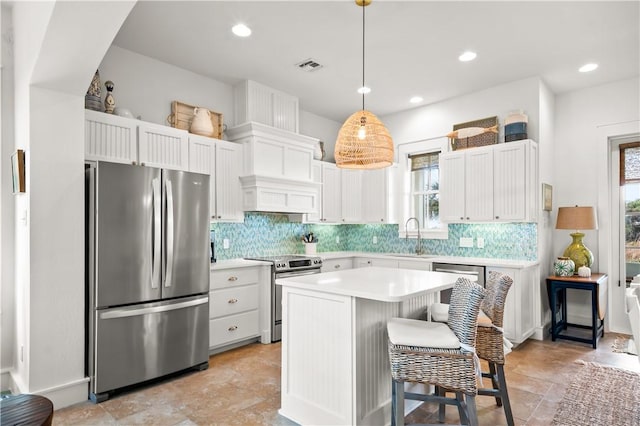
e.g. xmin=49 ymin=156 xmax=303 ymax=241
xmin=226 ymin=122 xmax=321 ymax=215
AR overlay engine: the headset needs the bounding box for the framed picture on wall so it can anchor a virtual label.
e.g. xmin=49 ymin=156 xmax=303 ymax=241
xmin=11 ymin=149 xmax=26 ymax=194
xmin=542 ymin=183 xmax=552 ymax=211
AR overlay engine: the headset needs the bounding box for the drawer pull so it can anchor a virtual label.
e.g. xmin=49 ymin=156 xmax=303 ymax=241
xmin=335 ymin=264 xmax=341 ymax=269
xmin=228 ymin=325 xmax=238 ymax=331
xmin=228 ymin=298 xmax=238 ymax=304
xmin=228 ymin=276 xmax=238 ymax=281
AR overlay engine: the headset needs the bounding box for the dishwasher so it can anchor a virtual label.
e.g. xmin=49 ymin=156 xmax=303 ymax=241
xmin=432 ymin=263 xmax=486 ymax=304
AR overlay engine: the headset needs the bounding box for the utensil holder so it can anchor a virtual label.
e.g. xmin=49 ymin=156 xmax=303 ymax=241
xmin=305 ymin=243 xmax=317 ymax=255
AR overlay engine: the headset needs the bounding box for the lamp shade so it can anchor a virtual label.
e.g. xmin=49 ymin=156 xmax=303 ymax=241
xmin=335 ymin=110 xmax=394 ymax=169
xmin=555 ymin=206 xmax=598 ymax=230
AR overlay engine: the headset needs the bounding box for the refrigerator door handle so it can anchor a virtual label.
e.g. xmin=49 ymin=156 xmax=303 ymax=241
xmin=151 ymin=177 xmax=161 ymax=289
xmin=164 ymin=178 xmax=174 ymax=288
xmin=99 ymin=296 xmax=209 ymax=320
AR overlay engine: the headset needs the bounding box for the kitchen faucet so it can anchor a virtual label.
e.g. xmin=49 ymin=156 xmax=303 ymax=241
xmin=405 ymin=217 xmax=424 ymax=255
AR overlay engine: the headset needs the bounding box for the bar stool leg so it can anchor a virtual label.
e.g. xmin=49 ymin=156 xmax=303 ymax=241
xmin=488 ymin=362 xmax=502 ymax=406
xmin=496 ymin=364 xmax=514 ymax=426
xmin=466 ymin=395 xmax=479 ymax=426
xmin=456 ymin=392 xmax=468 ymax=424
xmin=436 ymin=386 xmax=446 ymax=422
xmin=392 ymin=379 xmax=405 ymax=426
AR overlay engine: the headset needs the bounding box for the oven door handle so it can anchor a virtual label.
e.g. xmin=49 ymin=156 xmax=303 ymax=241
xmin=276 ymin=269 xmax=321 ymax=279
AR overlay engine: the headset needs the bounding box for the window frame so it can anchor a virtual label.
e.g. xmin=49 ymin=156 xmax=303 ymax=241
xmin=396 ymin=137 xmax=449 ymax=240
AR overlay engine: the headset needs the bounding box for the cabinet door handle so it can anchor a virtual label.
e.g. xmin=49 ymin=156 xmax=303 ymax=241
xmin=495 ymin=216 xmax=499 ymax=219
xmin=335 ymin=264 xmax=341 ymax=269
xmin=228 ymin=276 xmax=238 ymax=281
xmin=228 ymin=325 xmax=238 ymax=331
xmin=460 ymin=217 xmax=464 ymax=220
xmin=228 ymin=298 xmax=238 ymax=304
xmin=466 ymin=217 xmax=470 ymax=220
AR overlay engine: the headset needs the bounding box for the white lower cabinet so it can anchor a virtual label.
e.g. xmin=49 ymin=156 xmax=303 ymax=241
xmin=321 ymin=258 xmax=353 ymax=273
xmin=487 ymin=265 xmax=539 ymax=344
xmin=209 ymin=265 xmax=269 ymax=352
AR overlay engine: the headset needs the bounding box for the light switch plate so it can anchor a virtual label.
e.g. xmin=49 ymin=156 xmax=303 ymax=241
xmin=373 ymin=236 xmax=378 ymax=244
xmin=336 ymin=236 xmax=340 ymax=244
xmin=459 ymin=237 xmax=474 ymax=248
xmin=477 ymin=237 xmax=485 ymax=248
xmin=223 ymin=238 xmax=230 ymax=249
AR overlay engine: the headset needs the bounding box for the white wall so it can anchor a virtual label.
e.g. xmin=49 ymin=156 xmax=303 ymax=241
xmin=382 ymin=77 xmax=541 ymax=149
xmin=0 ymin=3 xmax=16 ymax=388
xmin=5 ymin=0 xmax=135 ymax=407
xmin=99 ymin=45 xmax=235 ymax=129
xmin=99 ymin=46 xmax=342 ymax=148
xmin=299 ymin=110 xmax=341 ymax=162
xmin=555 ymin=76 xmax=640 ymax=330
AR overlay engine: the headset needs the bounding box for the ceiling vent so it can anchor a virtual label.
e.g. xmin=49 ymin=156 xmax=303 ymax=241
xmin=296 ymin=58 xmax=323 ymax=72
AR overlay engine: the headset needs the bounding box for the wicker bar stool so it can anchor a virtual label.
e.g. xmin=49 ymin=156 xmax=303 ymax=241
xmin=387 ymin=278 xmax=485 ymax=426
xmin=431 ymin=271 xmax=515 ymax=426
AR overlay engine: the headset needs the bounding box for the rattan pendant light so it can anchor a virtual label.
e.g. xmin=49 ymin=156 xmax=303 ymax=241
xmin=334 ymin=0 xmax=394 ymax=169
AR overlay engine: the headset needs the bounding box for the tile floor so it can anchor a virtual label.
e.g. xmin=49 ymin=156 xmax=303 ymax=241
xmin=53 ymin=334 xmax=639 ymax=425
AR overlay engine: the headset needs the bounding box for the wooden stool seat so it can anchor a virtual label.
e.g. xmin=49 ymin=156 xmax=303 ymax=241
xmin=0 ymin=394 xmax=54 ymax=426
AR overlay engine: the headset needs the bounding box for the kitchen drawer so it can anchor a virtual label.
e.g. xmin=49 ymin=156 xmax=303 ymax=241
xmin=211 ymin=267 xmax=260 ymax=290
xmin=210 ymin=284 xmax=259 ymax=319
xmin=209 ymin=310 xmax=259 ymax=348
xmin=321 ymin=258 xmax=353 ymax=273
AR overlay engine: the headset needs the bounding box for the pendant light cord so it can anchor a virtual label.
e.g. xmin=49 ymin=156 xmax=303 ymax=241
xmin=361 ymin=2 xmax=365 ymax=111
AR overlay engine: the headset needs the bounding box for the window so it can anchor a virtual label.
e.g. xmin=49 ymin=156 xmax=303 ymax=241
xmin=396 ymin=137 xmax=448 ymax=239
xmin=409 ymin=152 xmax=440 ymax=229
xmin=620 ymin=141 xmax=640 ymax=282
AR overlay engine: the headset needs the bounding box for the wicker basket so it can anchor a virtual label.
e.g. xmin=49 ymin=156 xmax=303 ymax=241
xmin=451 ymin=116 xmax=498 ymax=151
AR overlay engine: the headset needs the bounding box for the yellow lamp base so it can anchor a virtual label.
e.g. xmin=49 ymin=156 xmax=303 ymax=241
xmin=562 ymin=232 xmax=594 ymax=271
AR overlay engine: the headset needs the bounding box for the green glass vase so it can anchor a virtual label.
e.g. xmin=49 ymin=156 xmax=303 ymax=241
xmin=562 ymin=232 xmax=594 ymax=270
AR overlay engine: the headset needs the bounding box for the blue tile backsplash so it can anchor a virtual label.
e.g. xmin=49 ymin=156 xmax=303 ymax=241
xmin=211 ymin=213 xmax=537 ymax=261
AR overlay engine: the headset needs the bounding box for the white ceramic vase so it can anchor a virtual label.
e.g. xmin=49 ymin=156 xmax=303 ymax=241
xmin=190 ymin=108 xmax=214 ymax=137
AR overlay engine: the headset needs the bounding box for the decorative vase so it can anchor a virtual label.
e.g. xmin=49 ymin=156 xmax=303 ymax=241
xmin=314 ymin=141 xmax=325 ymax=160
xmin=190 ymin=107 xmax=214 ymax=137
xmin=578 ymin=265 xmax=592 ymax=278
xmin=104 ymin=80 xmax=115 ymax=114
xmin=562 ymin=232 xmax=594 ymax=270
xmin=554 ymin=257 xmax=575 ymax=277
xmin=85 ymin=70 xmax=103 ymax=111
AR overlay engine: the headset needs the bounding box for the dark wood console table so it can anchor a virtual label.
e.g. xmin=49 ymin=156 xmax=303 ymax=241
xmin=546 ymin=273 xmax=608 ymax=349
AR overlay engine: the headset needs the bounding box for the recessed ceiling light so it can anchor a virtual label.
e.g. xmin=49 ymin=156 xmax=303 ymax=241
xmin=232 ymin=24 xmax=252 ymax=37
xmin=357 ymin=86 xmax=371 ymax=94
xmin=410 ymin=96 xmax=423 ymax=104
xmin=579 ymin=63 xmax=598 ymax=73
xmin=458 ymin=51 xmax=477 ymax=62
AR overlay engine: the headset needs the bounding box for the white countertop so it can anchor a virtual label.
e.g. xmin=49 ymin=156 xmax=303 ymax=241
xmin=319 ymin=251 xmax=539 ymax=269
xmin=276 ymin=267 xmax=477 ymax=302
xmin=210 ymin=258 xmax=271 ymax=270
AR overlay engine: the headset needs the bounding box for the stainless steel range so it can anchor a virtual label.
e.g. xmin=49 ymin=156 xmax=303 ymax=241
xmin=245 ymin=255 xmax=322 ymax=342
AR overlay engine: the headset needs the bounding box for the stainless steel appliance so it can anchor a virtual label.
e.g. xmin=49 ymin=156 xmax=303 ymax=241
xmin=245 ymin=255 xmax=322 ymax=342
xmin=432 ymin=263 xmax=486 ymax=304
xmin=86 ymin=162 xmax=210 ymax=402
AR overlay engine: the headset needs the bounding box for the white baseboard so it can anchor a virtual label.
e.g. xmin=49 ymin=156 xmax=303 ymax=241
xmin=9 ymin=371 xmax=90 ymax=409
xmin=1 ymin=368 xmax=14 ymax=392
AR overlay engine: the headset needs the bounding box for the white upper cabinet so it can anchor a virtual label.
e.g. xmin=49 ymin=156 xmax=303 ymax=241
xmin=306 ymin=161 xmax=323 ymax=223
xmin=321 ymin=162 xmax=342 ymax=223
xmin=341 ymin=169 xmax=362 ymax=223
xmin=188 ymin=135 xmax=244 ymax=223
xmin=138 ymin=121 xmax=189 ymax=171
xmin=440 ymin=139 xmax=538 ymax=223
xmin=85 ymin=110 xmax=189 ymax=171
xmin=214 ymin=140 xmax=244 ymax=222
xmin=234 ymin=80 xmax=299 ymax=133
xmin=85 ymin=110 xmax=138 ymax=164
xmin=362 ymin=168 xmax=390 ymax=223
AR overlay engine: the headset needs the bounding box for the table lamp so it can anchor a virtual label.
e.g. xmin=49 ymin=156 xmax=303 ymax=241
xmin=555 ymin=206 xmax=598 ymax=270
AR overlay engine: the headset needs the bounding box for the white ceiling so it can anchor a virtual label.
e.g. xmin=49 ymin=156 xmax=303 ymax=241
xmin=113 ymin=1 xmax=640 ymax=123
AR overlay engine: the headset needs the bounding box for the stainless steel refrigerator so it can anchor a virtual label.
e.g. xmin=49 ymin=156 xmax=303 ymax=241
xmin=86 ymin=161 xmax=210 ymax=402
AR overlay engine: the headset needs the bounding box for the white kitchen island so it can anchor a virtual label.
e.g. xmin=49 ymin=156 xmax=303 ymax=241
xmin=276 ymin=267 xmax=475 ymax=426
